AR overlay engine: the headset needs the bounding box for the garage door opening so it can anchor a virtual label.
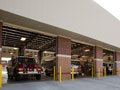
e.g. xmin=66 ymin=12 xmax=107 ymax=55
xmin=2 ymin=24 xmax=57 ymax=84
xmin=103 ymin=49 xmax=115 ymax=76
xmin=71 ymin=41 xmax=94 ymax=78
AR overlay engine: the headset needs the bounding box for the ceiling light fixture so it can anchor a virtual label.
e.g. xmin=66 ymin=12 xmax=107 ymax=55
xmin=13 ymin=48 xmax=18 ymax=50
xmin=20 ymin=37 xmax=26 ymax=41
xmin=82 ymin=56 xmax=85 ymax=58
xmin=44 ymin=51 xmax=48 ymax=53
xmin=10 ymin=52 xmax=13 ymax=55
xmin=85 ymin=49 xmax=90 ymax=52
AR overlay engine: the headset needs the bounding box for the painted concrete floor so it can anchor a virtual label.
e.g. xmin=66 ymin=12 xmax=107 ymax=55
xmin=1 ymin=72 xmax=120 ymax=90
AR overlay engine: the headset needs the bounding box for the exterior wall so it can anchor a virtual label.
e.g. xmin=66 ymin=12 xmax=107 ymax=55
xmin=56 ymin=36 xmax=71 ymax=80
xmin=2 ymin=46 xmax=19 ymax=58
xmin=40 ymin=51 xmax=55 ymax=64
xmin=24 ymin=49 xmax=39 ymax=62
xmin=115 ymin=52 xmax=120 ymax=75
xmin=94 ymin=46 xmax=103 ymax=77
xmin=1 ymin=0 xmax=120 ymax=47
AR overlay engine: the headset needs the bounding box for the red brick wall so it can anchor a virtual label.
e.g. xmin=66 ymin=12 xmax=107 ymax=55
xmin=56 ymin=36 xmax=71 ymax=81
xmin=95 ymin=46 xmax=103 ymax=59
xmin=56 ymin=36 xmax=71 ymax=55
xmin=94 ymin=46 xmax=103 ymax=77
xmin=115 ymin=52 xmax=120 ymax=75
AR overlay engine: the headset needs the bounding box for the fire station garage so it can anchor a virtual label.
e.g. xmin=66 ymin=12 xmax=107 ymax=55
xmin=1 ymin=24 xmax=57 ymax=83
xmin=1 ymin=22 xmax=120 ymax=85
xmin=103 ymin=49 xmax=115 ymax=76
xmin=1 ymin=23 xmax=97 ymax=84
xmin=0 ymin=9 xmax=120 ymax=87
xmin=71 ymin=42 xmax=94 ymax=77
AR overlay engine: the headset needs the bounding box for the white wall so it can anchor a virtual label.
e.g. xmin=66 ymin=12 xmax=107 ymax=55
xmin=0 ymin=0 xmax=120 ymax=47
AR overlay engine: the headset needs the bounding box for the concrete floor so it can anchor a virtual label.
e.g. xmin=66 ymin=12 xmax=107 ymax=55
xmin=1 ymin=72 xmax=120 ymax=90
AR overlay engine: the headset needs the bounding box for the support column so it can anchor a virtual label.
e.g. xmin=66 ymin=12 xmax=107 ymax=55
xmin=56 ymin=36 xmax=71 ymax=81
xmin=38 ymin=50 xmax=43 ymax=64
xmin=94 ymin=46 xmax=103 ymax=77
xmin=0 ymin=22 xmax=2 ymax=64
xmin=115 ymin=52 xmax=120 ymax=75
xmin=18 ymin=47 xmax=25 ymax=56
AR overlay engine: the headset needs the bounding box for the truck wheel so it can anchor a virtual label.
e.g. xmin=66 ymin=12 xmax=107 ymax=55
xmin=8 ymin=74 xmax=11 ymax=79
xmin=36 ymin=75 xmax=41 ymax=80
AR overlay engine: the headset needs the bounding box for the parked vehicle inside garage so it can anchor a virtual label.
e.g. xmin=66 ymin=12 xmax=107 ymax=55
xmin=71 ymin=60 xmax=82 ymax=76
xmin=103 ymin=62 xmax=114 ymax=75
xmin=44 ymin=60 xmax=82 ymax=77
xmin=7 ymin=56 xmax=42 ymax=81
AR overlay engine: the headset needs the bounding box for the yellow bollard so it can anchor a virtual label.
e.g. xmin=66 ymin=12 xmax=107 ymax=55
xmin=54 ymin=66 xmax=56 ymax=80
xmin=119 ymin=68 xmax=120 ymax=76
xmin=59 ymin=66 xmax=61 ymax=82
xmin=91 ymin=67 xmax=93 ymax=78
xmin=0 ymin=65 xmax=2 ymax=88
xmin=104 ymin=67 xmax=106 ymax=78
xmin=72 ymin=67 xmax=74 ymax=81
xmin=98 ymin=67 xmax=100 ymax=79
xmin=112 ymin=68 xmax=114 ymax=75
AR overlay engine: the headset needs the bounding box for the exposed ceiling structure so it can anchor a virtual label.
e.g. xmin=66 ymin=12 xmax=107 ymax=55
xmin=71 ymin=42 xmax=93 ymax=57
xmin=2 ymin=25 xmax=115 ymax=58
xmin=2 ymin=25 xmax=94 ymax=54
xmin=103 ymin=49 xmax=115 ymax=56
xmin=2 ymin=24 xmax=56 ymax=52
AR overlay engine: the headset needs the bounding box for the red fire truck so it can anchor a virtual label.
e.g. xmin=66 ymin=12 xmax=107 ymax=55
xmin=7 ymin=56 xmax=42 ymax=81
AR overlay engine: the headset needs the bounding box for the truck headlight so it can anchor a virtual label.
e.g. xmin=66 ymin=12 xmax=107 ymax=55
xmin=18 ymin=68 xmax=23 ymax=71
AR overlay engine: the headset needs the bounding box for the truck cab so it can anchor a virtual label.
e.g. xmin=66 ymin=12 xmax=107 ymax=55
xmin=7 ymin=56 xmax=42 ymax=81
xmin=71 ymin=60 xmax=82 ymax=76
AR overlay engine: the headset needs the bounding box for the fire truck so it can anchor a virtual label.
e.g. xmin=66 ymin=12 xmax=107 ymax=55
xmin=71 ymin=60 xmax=82 ymax=76
xmin=44 ymin=60 xmax=82 ymax=77
xmin=7 ymin=56 xmax=42 ymax=81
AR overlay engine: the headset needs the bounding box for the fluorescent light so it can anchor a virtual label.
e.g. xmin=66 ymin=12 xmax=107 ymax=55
xmin=13 ymin=48 xmax=18 ymax=50
xmin=85 ymin=49 xmax=90 ymax=52
xmin=44 ymin=51 xmax=48 ymax=53
xmin=1 ymin=57 xmax=11 ymax=62
xmin=10 ymin=52 xmax=13 ymax=55
xmin=34 ymin=55 xmax=37 ymax=56
xmin=20 ymin=37 xmax=26 ymax=41
xmin=82 ymin=56 xmax=85 ymax=57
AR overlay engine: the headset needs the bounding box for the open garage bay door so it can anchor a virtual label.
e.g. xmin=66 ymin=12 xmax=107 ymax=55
xmin=103 ymin=49 xmax=115 ymax=76
xmin=2 ymin=24 xmax=57 ymax=84
xmin=71 ymin=41 xmax=94 ymax=77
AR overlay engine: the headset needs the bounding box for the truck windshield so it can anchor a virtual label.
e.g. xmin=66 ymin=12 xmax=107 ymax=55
xmin=18 ymin=57 xmax=35 ymax=63
xmin=71 ymin=61 xmax=80 ymax=65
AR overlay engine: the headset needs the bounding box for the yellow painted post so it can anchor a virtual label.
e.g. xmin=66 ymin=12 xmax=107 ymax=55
xmin=112 ymin=68 xmax=114 ymax=75
xmin=72 ymin=67 xmax=74 ymax=81
xmin=91 ymin=67 xmax=93 ymax=78
xmin=98 ymin=67 xmax=100 ymax=79
xmin=119 ymin=68 xmax=120 ymax=76
xmin=54 ymin=66 xmax=55 ymax=80
xmin=104 ymin=67 xmax=106 ymax=78
xmin=0 ymin=65 xmax=2 ymax=88
xmin=59 ymin=66 xmax=61 ymax=82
